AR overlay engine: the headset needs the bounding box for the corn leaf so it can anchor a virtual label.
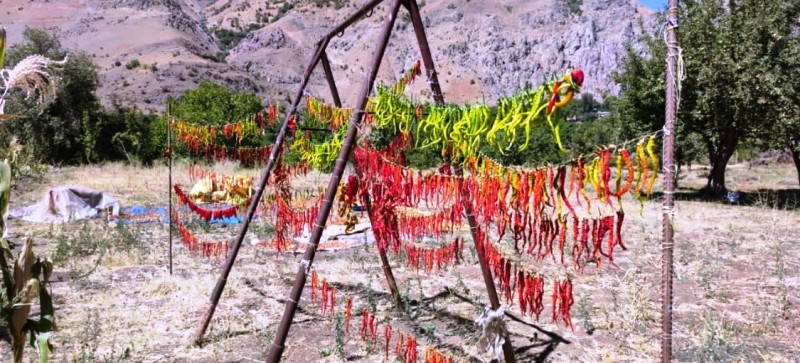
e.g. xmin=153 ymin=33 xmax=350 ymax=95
xmin=0 ymin=27 xmax=6 ymax=69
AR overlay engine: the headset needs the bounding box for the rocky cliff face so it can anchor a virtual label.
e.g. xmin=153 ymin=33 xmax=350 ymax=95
xmin=226 ymin=0 xmax=654 ymax=106
xmin=0 ymin=0 xmax=654 ymax=111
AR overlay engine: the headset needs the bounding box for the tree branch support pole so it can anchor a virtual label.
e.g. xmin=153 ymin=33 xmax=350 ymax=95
xmin=266 ymin=1 xmax=402 ymax=360
xmin=406 ymin=0 xmax=516 ymax=361
xmin=320 ymin=47 xmax=405 ymax=310
xmin=661 ymin=1 xmax=680 ymax=362
xmin=167 ymin=104 xmax=173 ymax=276
xmin=193 ymin=40 xmax=327 ymax=346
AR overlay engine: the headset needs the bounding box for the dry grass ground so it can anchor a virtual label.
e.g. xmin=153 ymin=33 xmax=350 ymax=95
xmin=0 ymin=160 xmax=797 ymax=362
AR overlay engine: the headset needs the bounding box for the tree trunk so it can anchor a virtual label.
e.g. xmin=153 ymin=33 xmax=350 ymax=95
xmin=790 ymin=139 xmax=800 ymax=186
xmin=702 ymin=133 xmax=739 ymax=197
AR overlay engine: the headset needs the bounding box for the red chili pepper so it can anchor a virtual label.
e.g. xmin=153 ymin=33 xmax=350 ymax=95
xmin=616 ymin=210 xmax=626 ymax=250
xmin=547 ymin=81 xmax=562 ymax=115
xmin=321 ymin=279 xmax=329 ymax=314
xmin=396 ymin=332 xmax=404 ymax=359
xmin=360 ymin=308 xmax=369 ymax=340
xmin=557 ymin=166 xmax=576 ymax=217
xmin=385 ymin=325 xmax=392 ymax=359
xmin=344 ymin=297 xmax=352 ymax=335
xmin=571 ymin=69 xmax=584 ymax=87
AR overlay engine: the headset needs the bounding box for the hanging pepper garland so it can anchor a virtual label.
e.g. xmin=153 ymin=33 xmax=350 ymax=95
xmin=368 ymin=69 xmax=584 ymax=162
xmin=173 ymin=184 xmax=239 ymax=221
xmin=172 ymin=209 xmax=230 ymax=258
xmin=345 ymin=297 xmax=353 ymax=335
xmin=552 ymin=278 xmax=574 ymax=330
xmin=174 ymin=116 xmax=261 ymax=148
xmin=307 ymin=95 xmax=353 ymax=131
xmin=403 ymin=237 xmax=463 ymax=274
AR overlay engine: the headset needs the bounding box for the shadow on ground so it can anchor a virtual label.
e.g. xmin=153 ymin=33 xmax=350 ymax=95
xmin=653 ymin=188 xmax=800 ymax=211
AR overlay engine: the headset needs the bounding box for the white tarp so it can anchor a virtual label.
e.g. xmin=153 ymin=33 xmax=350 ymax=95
xmin=10 ymin=185 xmax=120 ymax=223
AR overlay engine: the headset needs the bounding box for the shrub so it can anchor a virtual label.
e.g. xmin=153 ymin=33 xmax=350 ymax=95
xmin=125 ymin=58 xmax=140 ymax=69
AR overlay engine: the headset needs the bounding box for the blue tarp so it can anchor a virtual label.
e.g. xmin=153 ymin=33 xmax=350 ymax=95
xmin=119 ymin=205 xmax=243 ymax=225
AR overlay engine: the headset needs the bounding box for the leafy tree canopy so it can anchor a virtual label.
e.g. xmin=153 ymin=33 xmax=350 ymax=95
xmin=169 ymin=81 xmax=264 ymax=125
xmin=613 ymin=0 xmax=800 ymax=194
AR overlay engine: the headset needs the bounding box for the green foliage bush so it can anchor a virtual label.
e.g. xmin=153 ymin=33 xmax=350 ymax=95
xmin=124 ymin=58 xmax=140 ymax=70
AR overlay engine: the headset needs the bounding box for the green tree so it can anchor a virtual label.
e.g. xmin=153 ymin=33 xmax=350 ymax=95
xmin=613 ymin=0 xmax=800 ymax=195
xmin=108 ymin=104 xmax=157 ymax=164
xmin=169 ymin=81 xmax=264 ymax=125
xmin=142 ymin=82 xmax=266 ymax=165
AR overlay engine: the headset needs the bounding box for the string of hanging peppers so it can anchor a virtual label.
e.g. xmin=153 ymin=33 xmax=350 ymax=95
xmin=403 ymin=237 xmax=463 ymax=274
xmin=172 ymin=209 xmax=230 ymax=258
xmin=367 ymin=69 xmax=584 ymax=161
xmin=423 ymin=346 xmax=456 ymax=363
xmin=353 ymin=146 xmax=461 ymax=210
xmin=173 ymin=117 xmax=262 ymax=147
xmin=291 ymin=60 xmax=423 ymax=166
xmin=172 ymin=102 xmax=281 ymax=144
xmin=306 ymin=96 xmax=353 ymax=131
xmin=173 ymin=133 xmax=276 ymax=165
xmin=173 ymin=184 xmax=239 ymax=221
xmin=473 ymin=226 xmax=573 ymax=326
xmin=170 ymin=103 xmax=289 ymax=166
xmin=304 ymin=59 xmax=422 ymax=132
xmin=397 ymin=205 xmax=462 ymax=241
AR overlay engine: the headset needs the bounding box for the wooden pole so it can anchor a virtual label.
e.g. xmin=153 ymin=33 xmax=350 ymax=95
xmin=320 ymin=50 xmax=342 ymax=107
xmin=319 ymin=46 xmax=405 ymax=311
xmin=266 ymin=1 xmax=402 ymax=360
xmin=406 ymin=0 xmax=516 ymax=361
xmin=193 ymin=41 xmax=327 ymax=346
xmin=167 ymin=103 xmax=173 ymax=276
xmin=661 ymin=1 xmax=680 ymax=362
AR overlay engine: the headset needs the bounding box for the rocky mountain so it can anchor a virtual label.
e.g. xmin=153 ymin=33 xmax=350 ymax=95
xmin=0 ymin=0 xmax=654 ymax=112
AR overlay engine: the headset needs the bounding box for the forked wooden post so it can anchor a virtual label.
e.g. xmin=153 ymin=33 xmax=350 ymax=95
xmin=193 ymin=41 xmax=328 ymax=346
xmin=266 ymin=0 xmax=403 ymax=360
xmin=661 ymin=0 xmax=680 ymax=362
xmin=406 ymin=0 xmax=516 ymax=361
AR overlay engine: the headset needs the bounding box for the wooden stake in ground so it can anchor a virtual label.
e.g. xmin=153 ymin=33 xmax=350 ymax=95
xmin=167 ymin=103 xmax=173 ymax=276
xmin=661 ymin=0 xmax=680 ymax=362
xmin=266 ymin=1 xmax=402 ymax=360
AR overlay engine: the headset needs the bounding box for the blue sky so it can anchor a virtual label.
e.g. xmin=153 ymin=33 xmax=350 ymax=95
xmin=638 ymin=0 xmax=668 ymax=10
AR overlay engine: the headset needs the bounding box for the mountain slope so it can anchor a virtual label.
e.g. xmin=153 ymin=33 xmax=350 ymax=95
xmin=0 ymin=0 xmax=654 ymax=112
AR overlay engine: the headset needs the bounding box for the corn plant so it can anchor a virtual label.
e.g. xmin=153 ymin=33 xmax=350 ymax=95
xmin=0 ymin=157 xmax=55 ymax=363
xmin=0 ymin=28 xmax=56 ymax=180
xmin=0 ymin=27 xmax=65 ymax=117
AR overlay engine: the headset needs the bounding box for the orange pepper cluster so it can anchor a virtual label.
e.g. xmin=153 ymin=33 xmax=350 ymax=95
xmin=424 ymin=346 xmax=456 ymax=363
